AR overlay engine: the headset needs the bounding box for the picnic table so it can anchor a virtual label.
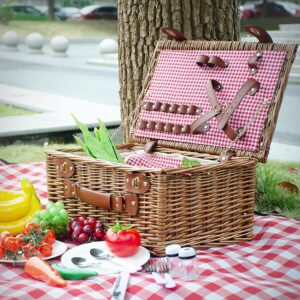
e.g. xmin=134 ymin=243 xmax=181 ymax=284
xmin=0 ymin=162 xmax=300 ymax=299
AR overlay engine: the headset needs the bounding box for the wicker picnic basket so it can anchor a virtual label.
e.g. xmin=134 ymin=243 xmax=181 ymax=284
xmin=45 ymin=26 xmax=298 ymax=256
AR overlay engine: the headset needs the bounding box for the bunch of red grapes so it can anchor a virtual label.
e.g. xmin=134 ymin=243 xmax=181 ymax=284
xmin=68 ymin=216 xmax=105 ymax=245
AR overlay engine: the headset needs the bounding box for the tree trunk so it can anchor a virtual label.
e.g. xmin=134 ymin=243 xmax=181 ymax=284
xmin=118 ymin=0 xmax=241 ymax=141
xmin=48 ymin=0 xmax=55 ymax=20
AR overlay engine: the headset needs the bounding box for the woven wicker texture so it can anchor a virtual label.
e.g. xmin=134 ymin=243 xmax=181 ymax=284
xmin=46 ymin=146 xmax=256 ymax=256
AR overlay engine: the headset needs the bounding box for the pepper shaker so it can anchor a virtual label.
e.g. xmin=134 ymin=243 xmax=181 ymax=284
xmin=165 ymin=244 xmax=181 ymax=277
xmin=178 ymin=247 xmax=199 ymax=280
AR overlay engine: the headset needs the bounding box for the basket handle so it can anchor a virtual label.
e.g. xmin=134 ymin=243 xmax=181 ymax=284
xmin=63 ymin=179 xmax=139 ymax=216
xmin=244 ymin=25 xmax=273 ymax=43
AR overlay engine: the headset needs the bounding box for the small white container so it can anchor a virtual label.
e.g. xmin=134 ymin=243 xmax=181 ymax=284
xmin=178 ymin=247 xmax=199 ymax=280
xmin=165 ymin=244 xmax=181 ymax=277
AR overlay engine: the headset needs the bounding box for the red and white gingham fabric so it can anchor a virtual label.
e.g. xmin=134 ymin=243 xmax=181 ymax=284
xmin=126 ymin=154 xmax=182 ymax=168
xmin=1 ymin=162 xmax=300 ymax=300
xmin=135 ymin=50 xmax=286 ymax=152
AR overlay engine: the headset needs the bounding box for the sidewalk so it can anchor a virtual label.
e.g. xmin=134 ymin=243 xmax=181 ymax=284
xmin=0 ymin=84 xmax=120 ymax=137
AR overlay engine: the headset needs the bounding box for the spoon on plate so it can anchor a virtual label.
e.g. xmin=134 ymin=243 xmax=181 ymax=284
xmin=71 ymin=256 xmax=100 ymax=268
xmin=71 ymin=256 xmax=138 ymax=273
xmin=90 ymin=248 xmax=114 ymax=260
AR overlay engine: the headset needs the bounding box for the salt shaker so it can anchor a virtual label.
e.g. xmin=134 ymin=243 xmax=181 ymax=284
xmin=165 ymin=244 xmax=181 ymax=277
xmin=178 ymin=247 xmax=199 ymax=280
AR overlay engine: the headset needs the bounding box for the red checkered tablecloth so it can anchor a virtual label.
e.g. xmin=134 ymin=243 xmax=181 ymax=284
xmin=0 ymin=162 xmax=300 ymax=299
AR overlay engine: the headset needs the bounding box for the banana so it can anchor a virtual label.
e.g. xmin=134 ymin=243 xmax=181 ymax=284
xmin=0 ymin=179 xmax=41 ymax=235
xmin=0 ymin=192 xmax=32 ymax=221
xmin=0 ymin=190 xmax=22 ymax=201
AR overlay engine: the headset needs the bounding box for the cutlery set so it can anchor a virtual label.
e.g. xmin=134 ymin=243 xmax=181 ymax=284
xmin=70 ymin=248 xmax=176 ymax=299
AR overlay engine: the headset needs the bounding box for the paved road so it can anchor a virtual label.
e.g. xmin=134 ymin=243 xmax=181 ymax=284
xmin=0 ymin=42 xmax=299 ymax=147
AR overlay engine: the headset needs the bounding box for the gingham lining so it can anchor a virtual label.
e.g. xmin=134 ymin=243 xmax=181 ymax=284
xmin=126 ymin=153 xmax=183 ymax=168
xmin=134 ymin=50 xmax=287 ymax=152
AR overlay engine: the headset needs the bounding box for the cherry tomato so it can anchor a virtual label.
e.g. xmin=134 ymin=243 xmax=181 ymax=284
xmin=22 ymin=243 xmax=38 ymax=259
xmin=24 ymin=223 xmax=39 ymax=235
xmin=16 ymin=234 xmax=25 ymax=246
xmin=39 ymin=242 xmax=53 ymax=257
xmin=44 ymin=230 xmax=56 ymax=245
xmin=4 ymin=237 xmax=21 ymax=253
xmin=0 ymin=247 xmax=5 ymax=259
xmin=0 ymin=231 xmax=11 ymax=247
xmin=105 ymin=220 xmax=140 ymax=257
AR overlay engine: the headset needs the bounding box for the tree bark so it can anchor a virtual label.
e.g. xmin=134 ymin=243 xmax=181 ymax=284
xmin=118 ymin=0 xmax=241 ymax=141
xmin=48 ymin=0 xmax=55 ymax=20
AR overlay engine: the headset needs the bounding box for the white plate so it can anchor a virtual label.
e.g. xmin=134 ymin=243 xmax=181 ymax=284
xmin=0 ymin=240 xmax=67 ymax=266
xmin=61 ymin=241 xmax=150 ymax=274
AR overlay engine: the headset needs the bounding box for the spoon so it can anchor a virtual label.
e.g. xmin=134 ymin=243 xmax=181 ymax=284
xmin=71 ymin=256 xmax=100 ymax=268
xmin=90 ymin=248 xmax=113 ymax=260
xmin=71 ymin=256 xmax=138 ymax=273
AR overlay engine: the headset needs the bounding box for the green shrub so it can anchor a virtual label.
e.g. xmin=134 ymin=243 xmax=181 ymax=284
xmin=0 ymin=1 xmax=13 ymax=25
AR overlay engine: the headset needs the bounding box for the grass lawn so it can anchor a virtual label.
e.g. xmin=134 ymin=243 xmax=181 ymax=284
xmin=0 ymin=20 xmax=118 ymax=38
xmin=0 ymin=143 xmax=299 ymax=220
xmin=0 ymin=103 xmax=38 ymax=116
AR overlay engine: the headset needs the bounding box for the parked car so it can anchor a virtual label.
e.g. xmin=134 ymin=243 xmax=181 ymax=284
xmin=296 ymin=6 xmax=300 ymax=17
xmin=70 ymin=4 xmax=117 ymax=20
xmin=255 ymin=2 xmax=292 ymax=17
xmin=241 ymin=1 xmax=292 ymax=19
xmin=240 ymin=3 xmax=260 ymax=20
xmin=9 ymin=4 xmax=47 ymax=20
xmin=275 ymin=1 xmax=299 ymax=16
xmin=36 ymin=5 xmax=79 ymax=21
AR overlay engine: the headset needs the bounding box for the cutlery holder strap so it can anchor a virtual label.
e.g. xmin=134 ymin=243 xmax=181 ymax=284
xmin=63 ymin=179 xmax=139 ymax=216
xmin=191 ymin=78 xmax=260 ymax=140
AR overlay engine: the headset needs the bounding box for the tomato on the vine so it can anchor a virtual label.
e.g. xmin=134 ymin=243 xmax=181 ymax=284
xmin=16 ymin=234 xmax=25 ymax=246
xmin=4 ymin=237 xmax=20 ymax=253
xmin=105 ymin=220 xmax=141 ymax=257
xmin=44 ymin=230 xmax=56 ymax=245
xmin=39 ymin=242 xmax=53 ymax=257
xmin=0 ymin=231 xmax=11 ymax=247
xmin=0 ymin=247 xmax=4 ymax=259
xmin=24 ymin=223 xmax=39 ymax=235
xmin=22 ymin=243 xmax=38 ymax=259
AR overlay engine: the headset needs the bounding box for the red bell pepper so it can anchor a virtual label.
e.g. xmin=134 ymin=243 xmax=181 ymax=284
xmin=24 ymin=257 xmax=67 ymax=287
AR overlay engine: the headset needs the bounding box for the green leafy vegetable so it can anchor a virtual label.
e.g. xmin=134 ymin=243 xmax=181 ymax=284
xmin=72 ymin=115 xmax=123 ymax=163
xmin=182 ymin=157 xmax=200 ymax=167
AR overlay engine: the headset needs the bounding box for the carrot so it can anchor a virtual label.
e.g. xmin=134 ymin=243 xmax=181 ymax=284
xmin=24 ymin=257 xmax=67 ymax=287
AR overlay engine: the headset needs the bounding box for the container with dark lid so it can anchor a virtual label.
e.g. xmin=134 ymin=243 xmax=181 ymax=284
xmin=178 ymin=247 xmax=198 ymax=280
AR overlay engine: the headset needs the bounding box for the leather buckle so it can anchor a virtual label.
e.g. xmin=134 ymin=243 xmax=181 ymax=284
xmin=213 ymin=104 xmax=222 ymax=114
xmin=112 ymin=193 xmax=125 ymax=212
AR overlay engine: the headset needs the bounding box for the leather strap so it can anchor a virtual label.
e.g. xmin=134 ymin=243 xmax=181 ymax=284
xmin=145 ymin=140 xmax=157 ymax=153
xmin=207 ymin=56 xmax=229 ymax=68
xmin=244 ymin=25 xmax=273 ymax=43
xmin=190 ymin=80 xmax=222 ymax=134
xmin=248 ymin=51 xmax=263 ymax=75
xmin=190 ymin=78 xmax=260 ymax=140
xmin=161 ymin=27 xmax=187 ymax=41
xmin=217 ymin=78 xmax=260 ymax=130
xmin=63 ymin=179 xmax=139 ymax=216
xmin=196 ymin=55 xmax=209 ymax=67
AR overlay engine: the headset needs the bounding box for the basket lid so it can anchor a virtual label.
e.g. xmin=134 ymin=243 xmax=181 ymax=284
xmin=130 ymin=28 xmax=298 ymax=163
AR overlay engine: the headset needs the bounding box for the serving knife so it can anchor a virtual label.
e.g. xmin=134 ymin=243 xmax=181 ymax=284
xmin=111 ymin=271 xmax=130 ymax=300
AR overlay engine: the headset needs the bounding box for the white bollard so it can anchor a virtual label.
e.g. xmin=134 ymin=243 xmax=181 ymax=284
xmin=2 ymin=31 xmax=19 ymax=51
xmin=98 ymin=38 xmax=118 ymax=56
xmin=50 ymin=35 xmax=69 ymax=57
xmin=26 ymin=32 xmax=44 ymax=54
